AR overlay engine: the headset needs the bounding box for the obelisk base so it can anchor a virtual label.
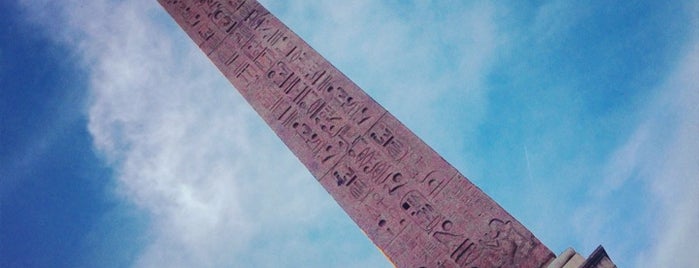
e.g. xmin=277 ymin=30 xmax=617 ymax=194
xmin=547 ymin=246 xmax=616 ymax=268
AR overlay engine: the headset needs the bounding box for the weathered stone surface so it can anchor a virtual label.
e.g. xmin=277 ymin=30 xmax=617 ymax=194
xmin=158 ymin=0 xmax=556 ymax=267
xmin=548 ymin=248 xmax=586 ymax=268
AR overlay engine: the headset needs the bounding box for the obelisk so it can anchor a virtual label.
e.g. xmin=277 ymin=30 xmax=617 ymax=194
xmin=158 ymin=1 xmax=557 ymax=267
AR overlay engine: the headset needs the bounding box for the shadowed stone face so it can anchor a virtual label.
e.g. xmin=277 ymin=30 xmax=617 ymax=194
xmin=158 ymin=0 xmax=555 ymax=266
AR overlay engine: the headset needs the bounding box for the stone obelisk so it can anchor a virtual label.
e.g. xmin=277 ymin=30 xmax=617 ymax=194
xmin=157 ymin=1 xmax=614 ymax=267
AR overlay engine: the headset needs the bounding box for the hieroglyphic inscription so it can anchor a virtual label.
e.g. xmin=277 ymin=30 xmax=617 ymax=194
xmin=159 ymin=1 xmax=555 ymax=267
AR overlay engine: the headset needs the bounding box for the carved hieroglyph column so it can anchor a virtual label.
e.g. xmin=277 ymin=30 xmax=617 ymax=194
xmin=158 ymin=1 xmax=556 ymax=267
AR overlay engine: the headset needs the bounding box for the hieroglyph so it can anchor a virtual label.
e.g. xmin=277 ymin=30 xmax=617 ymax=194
xmin=158 ymin=1 xmax=555 ymax=267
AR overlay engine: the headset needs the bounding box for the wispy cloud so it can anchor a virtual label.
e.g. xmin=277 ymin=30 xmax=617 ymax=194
xmin=19 ymin=0 xmax=502 ymax=266
xmin=636 ymin=34 xmax=699 ymax=268
xmin=20 ymin=0 xmax=696 ymax=267
xmin=10 ymin=0 xmax=580 ymax=266
xmin=19 ymin=0 xmax=387 ymax=266
xmin=262 ymin=1 xmax=502 ymax=167
xmin=574 ymin=5 xmax=699 ymax=266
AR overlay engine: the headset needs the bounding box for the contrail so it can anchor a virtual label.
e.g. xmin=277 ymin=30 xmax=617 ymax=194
xmin=524 ymin=145 xmax=534 ymax=181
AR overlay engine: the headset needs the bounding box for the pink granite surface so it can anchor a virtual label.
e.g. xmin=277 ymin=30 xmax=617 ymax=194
xmin=158 ymin=1 xmax=555 ymax=267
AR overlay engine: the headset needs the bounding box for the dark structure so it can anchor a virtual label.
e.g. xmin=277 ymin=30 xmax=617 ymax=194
xmin=158 ymin=1 xmax=616 ymax=267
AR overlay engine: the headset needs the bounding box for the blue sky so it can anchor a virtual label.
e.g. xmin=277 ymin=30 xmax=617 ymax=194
xmin=1 ymin=0 xmax=697 ymax=267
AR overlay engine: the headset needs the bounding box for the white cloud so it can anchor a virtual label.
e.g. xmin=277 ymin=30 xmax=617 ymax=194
xmin=262 ymin=1 xmax=501 ymax=167
xmin=20 ymin=0 xmax=389 ymax=266
xmin=18 ymin=0 xmax=499 ymax=266
xmin=576 ymin=12 xmax=699 ymax=267
xmin=15 ymin=0 xmax=549 ymax=266
xmin=636 ymin=34 xmax=699 ymax=268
